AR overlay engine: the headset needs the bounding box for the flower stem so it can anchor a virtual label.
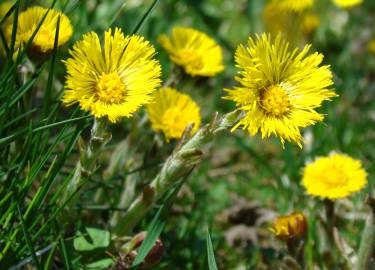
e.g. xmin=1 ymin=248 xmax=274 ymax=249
xmin=112 ymin=111 xmax=241 ymax=236
xmin=61 ymin=118 xmax=111 ymax=208
xmin=355 ymin=196 xmax=375 ymax=270
xmin=324 ymin=199 xmax=335 ymax=243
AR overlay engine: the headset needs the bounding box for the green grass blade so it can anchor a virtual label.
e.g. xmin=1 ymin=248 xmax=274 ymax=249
xmin=0 ymin=115 xmax=91 ymax=146
xmin=7 ymin=0 xmax=19 ymax=62
xmin=0 ymin=1 xmax=16 ymax=26
xmin=55 ymin=221 xmax=72 ymax=270
xmin=131 ymin=0 xmax=160 ymax=34
xmin=44 ymin=243 xmax=57 ymax=270
xmin=42 ymin=15 xmax=60 ymax=117
xmin=0 ymin=67 xmax=43 ymax=115
xmin=131 ymin=208 xmax=165 ymax=267
xmin=206 ymin=229 xmax=218 ymax=270
xmin=16 ymin=202 xmax=42 ymax=270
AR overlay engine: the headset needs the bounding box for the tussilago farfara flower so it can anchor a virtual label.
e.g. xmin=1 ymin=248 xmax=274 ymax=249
xmin=0 ymin=2 xmax=13 ymax=55
xmin=368 ymin=39 xmax=375 ymax=55
xmin=264 ymin=3 xmax=288 ymax=35
xmin=276 ymin=0 xmax=314 ymax=12
xmin=264 ymin=3 xmax=319 ymax=42
xmin=147 ymin=88 xmax=201 ymax=141
xmin=270 ymin=212 xmax=307 ymax=241
xmin=0 ymin=2 xmax=12 ymax=18
xmin=62 ymin=28 xmax=162 ymax=122
xmin=302 ymin=13 xmax=320 ymax=35
xmin=5 ymin=6 xmax=73 ymax=54
xmin=302 ymin=153 xmax=367 ymax=200
xmin=158 ymin=27 xmax=224 ymax=77
xmin=333 ymin=0 xmax=362 ymax=8
xmin=224 ymin=34 xmax=336 ymax=147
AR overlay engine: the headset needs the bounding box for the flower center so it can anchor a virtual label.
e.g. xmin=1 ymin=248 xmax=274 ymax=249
xmin=96 ymin=72 xmax=126 ymax=104
xmin=323 ymin=167 xmax=348 ymax=187
xmin=178 ymin=49 xmax=203 ymax=70
xmin=162 ymin=107 xmax=186 ymax=138
xmin=261 ymin=85 xmax=291 ymax=117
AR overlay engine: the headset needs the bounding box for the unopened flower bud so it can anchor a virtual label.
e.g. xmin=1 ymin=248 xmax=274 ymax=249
xmin=270 ymin=212 xmax=307 ymax=241
xmin=117 ymin=232 xmax=164 ymax=269
xmin=133 ymin=232 xmax=164 ymax=268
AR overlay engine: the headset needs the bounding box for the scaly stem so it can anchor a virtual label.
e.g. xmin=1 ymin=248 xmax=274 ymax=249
xmin=355 ymin=196 xmax=375 ymax=270
xmin=61 ymin=118 xmax=111 ymax=208
xmin=112 ymin=111 xmax=241 ymax=236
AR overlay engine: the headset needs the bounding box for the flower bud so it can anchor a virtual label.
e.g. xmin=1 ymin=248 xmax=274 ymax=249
xmin=116 ymin=232 xmax=164 ymax=269
xmin=270 ymin=212 xmax=307 ymax=241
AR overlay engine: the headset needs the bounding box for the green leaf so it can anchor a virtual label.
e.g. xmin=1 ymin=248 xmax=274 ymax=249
xmin=73 ymin=227 xmax=110 ymax=251
xmin=206 ymin=229 xmax=218 ymax=270
xmin=85 ymin=258 xmax=114 ymax=270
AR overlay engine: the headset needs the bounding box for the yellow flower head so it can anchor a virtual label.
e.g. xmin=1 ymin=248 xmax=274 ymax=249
xmin=147 ymin=88 xmax=201 ymax=141
xmin=302 ymin=13 xmax=320 ymax=35
xmin=0 ymin=2 xmax=13 ymax=56
xmin=5 ymin=6 xmax=73 ymax=53
xmin=302 ymin=153 xmax=368 ymax=200
xmin=276 ymin=0 xmax=314 ymax=12
xmin=368 ymin=39 xmax=375 ymax=55
xmin=158 ymin=27 xmax=224 ymax=77
xmin=264 ymin=3 xmax=319 ymax=42
xmin=270 ymin=212 xmax=307 ymax=241
xmin=62 ymin=28 xmax=162 ymax=122
xmin=224 ymin=34 xmax=336 ymax=147
xmin=333 ymin=0 xmax=362 ymax=8
xmin=0 ymin=2 xmax=13 ymax=18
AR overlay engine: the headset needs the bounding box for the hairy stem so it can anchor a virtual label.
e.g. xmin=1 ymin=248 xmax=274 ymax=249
xmin=113 ymin=111 xmax=241 ymax=236
xmin=61 ymin=118 xmax=111 ymax=208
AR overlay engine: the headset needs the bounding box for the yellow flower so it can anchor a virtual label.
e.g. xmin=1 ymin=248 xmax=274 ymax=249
xmin=224 ymin=34 xmax=336 ymax=147
xmin=302 ymin=13 xmax=320 ymax=35
xmin=270 ymin=212 xmax=307 ymax=241
xmin=158 ymin=27 xmax=224 ymax=77
xmin=332 ymin=0 xmax=362 ymax=8
xmin=62 ymin=28 xmax=162 ymax=122
xmin=0 ymin=2 xmax=13 ymax=56
xmin=264 ymin=3 xmax=288 ymax=35
xmin=277 ymin=0 xmax=314 ymax=12
xmin=5 ymin=6 xmax=73 ymax=54
xmin=302 ymin=153 xmax=368 ymax=200
xmin=0 ymin=2 xmax=13 ymax=18
xmin=147 ymin=88 xmax=201 ymax=141
xmin=369 ymin=39 xmax=375 ymax=55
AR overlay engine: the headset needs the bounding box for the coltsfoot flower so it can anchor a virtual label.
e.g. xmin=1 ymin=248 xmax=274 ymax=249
xmin=5 ymin=6 xmax=73 ymax=54
xmin=263 ymin=3 xmax=288 ymax=35
xmin=158 ymin=27 xmax=224 ymax=77
xmin=302 ymin=13 xmax=320 ymax=35
xmin=0 ymin=2 xmax=13 ymax=56
xmin=225 ymin=34 xmax=336 ymax=147
xmin=277 ymin=0 xmax=314 ymax=12
xmin=333 ymin=0 xmax=362 ymax=8
xmin=0 ymin=2 xmax=12 ymax=19
xmin=62 ymin=28 xmax=162 ymax=122
xmin=302 ymin=153 xmax=368 ymax=200
xmin=147 ymin=88 xmax=201 ymax=141
xmin=270 ymin=212 xmax=307 ymax=241
xmin=369 ymin=39 xmax=375 ymax=55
